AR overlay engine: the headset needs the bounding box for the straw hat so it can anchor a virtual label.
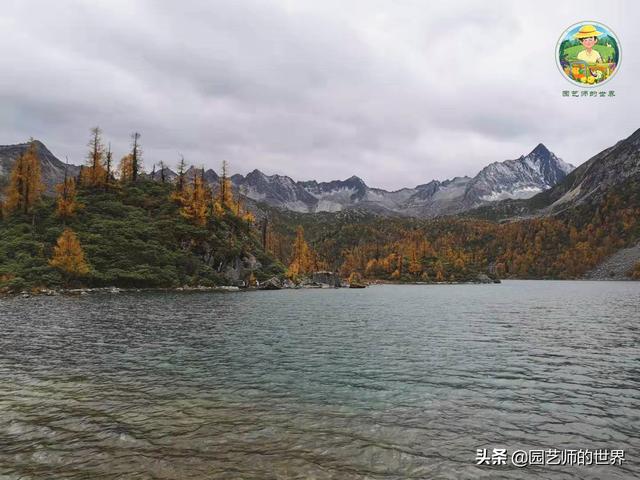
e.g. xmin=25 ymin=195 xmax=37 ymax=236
xmin=574 ymin=24 xmax=603 ymax=39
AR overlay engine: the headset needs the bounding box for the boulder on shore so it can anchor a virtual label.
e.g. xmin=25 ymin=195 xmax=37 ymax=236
xmin=260 ymin=277 xmax=282 ymax=290
xmin=310 ymin=271 xmax=342 ymax=288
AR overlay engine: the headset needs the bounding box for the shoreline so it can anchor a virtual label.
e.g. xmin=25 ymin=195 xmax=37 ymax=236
xmin=5 ymin=277 xmax=638 ymax=298
xmin=1 ymin=278 xmax=500 ymax=297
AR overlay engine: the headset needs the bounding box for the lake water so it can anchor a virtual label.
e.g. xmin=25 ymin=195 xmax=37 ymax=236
xmin=0 ymin=281 xmax=639 ymax=479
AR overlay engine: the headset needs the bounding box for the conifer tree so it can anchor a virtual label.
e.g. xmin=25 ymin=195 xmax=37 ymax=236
xmin=81 ymin=127 xmax=107 ymax=187
xmin=2 ymin=140 xmax=43 ymax=216
xmin=49 ymin=228 xmax=90 ymax=279
xmin=130 ymin=132 xmax=141 ymax=182
xmin=159 ymin=161 xmax=166 ymax=183
xmin=287 ymin=226 xmax=313 ymax=278
xmin=180 ymin=168 xmax=210 ymax=226
xmin=55 ymin=166 xmax=79 ymax=220
xmin=118 ymin=154 xmax=134 ymax=183
xmin=175 ymin=155 xmax=187 ymax=196
xmin=105 ymin=143 xmax=113 ymax=189
xmin=214 ymin=160 xmax=240 ymax=216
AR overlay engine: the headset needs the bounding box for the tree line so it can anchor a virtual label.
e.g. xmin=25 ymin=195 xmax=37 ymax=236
xmin=3 ymin=130 xmax=639 ymax=287
xmin=0 ymin=129 xmax=259 ymax=286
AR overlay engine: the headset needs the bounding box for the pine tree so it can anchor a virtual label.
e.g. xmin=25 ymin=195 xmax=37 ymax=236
xmin=159 ymin=161 xmax=166 ymax=183
xmin=172 ymin=155 xmax=187 ymax=200
xmin=105 ymin=143 xmax=113 ymax=189
xmin=2 ymin=140 xmax=44 ymax=216
xmin=130 ymin=132 xmax=141 ymax=182
xmin=49 ymin=228 xmax=90 ymax=279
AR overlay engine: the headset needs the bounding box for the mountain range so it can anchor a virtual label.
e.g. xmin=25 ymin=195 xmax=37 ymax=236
xmin=0 ymin=141 xmax=574 ymax=218
xmin=201 ymin=143 xmax=572 ymax=216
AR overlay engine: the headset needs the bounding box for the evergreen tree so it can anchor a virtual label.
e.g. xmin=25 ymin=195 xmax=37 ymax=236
xmin=159 ymin=161 xmax=166 ymax=183
xmin=130 ymin=132 xmax=141 ymax=182
xmin=105 ymin=143 xmax=113 ymax=189
xmin=175 ymin=155 xmax=186 ymax=196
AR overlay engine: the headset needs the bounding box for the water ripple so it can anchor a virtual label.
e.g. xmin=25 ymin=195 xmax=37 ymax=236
xmin=0 ymin=281 xmax=639 ymax=479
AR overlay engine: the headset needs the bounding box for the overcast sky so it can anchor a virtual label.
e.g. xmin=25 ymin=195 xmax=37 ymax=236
xmin=1 ymin=0 xmax=637 ymax=189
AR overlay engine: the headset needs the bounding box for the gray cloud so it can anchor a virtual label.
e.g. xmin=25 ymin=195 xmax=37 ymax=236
xmin=1 ymin=0 xmax=637 ymax=189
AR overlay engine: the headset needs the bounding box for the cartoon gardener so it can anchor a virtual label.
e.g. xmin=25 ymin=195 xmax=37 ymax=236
xmin=574 ymin=24 xmax=603 ymax=64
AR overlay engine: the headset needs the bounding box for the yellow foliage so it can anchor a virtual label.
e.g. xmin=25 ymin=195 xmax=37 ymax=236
xmin=55 ymin=176 xmax=79 ymax=219
xmin=348 ymin=271 xmax=364 ymax=285
xmin=81 ymin=127 xmax=108 ymax=188
xmin=119 ymin=154 xmax=134 ymax=183
xmin=49 ymin=229 xmax=90 ymax=277
xmin=180 ymin=172 xmax=210 ymax=226
xmin=286 ymin=226 xmax=316 ymax=278
xmin=242 ymin=210 xmax=255 ymax=224
xmin=2 ymin=140 xmax=43 ymax=216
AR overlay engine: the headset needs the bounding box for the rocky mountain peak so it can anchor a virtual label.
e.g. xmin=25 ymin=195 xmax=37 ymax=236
xmin=529 ymin=143 xmax=551 ymax=157
xmin=1 ymin=138 xmax=577 ymax=218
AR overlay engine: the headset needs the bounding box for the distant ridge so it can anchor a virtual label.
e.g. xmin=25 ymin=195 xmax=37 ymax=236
xmin=0 ymin=140 xmax=573 ymax=217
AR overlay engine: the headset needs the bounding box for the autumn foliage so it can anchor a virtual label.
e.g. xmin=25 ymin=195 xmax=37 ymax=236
xmin=2 ymin=140 xmax=43 ymax=216
xmin=55 ymin=174 xmax=79 ymax=219
xmin=263 ymin=179 xmax=640 ymax=283
xmin=49 ymin=228 xmax=90 ymax=278
xmin=180 ymin=169 xmax=211 ymax=226
xmin=119 ymin=154 xmax=135 ymax=183
xmin=286 ymin=226 xmax=324 ymax=278
xmin=80 ymin=127 xmax=108 ymax=188
xmin=631 ymin=262 xmax=640 ymax=280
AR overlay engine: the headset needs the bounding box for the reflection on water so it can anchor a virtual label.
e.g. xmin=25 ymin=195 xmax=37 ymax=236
xmin=0 ymin=281 xmax=639 ymax=479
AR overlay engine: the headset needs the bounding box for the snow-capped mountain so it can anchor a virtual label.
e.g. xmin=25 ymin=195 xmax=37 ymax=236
xmin=462 ymin=144 xmax=573 ymax=205
xmin=227 ymin=144 xmax=574 ymax=217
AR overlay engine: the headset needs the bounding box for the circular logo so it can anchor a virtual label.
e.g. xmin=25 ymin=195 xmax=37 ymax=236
xmin=556 ymin=21 xmax=621 ymax=87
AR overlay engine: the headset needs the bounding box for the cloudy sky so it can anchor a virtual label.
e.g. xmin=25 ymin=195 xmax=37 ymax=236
xmin=1 ymin=0 xmax=637 ymax=189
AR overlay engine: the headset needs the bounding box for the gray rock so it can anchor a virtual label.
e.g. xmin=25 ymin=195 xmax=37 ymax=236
xmin=475 ymin=273 xmax=493 ymax=284
xmin=310 ymin=271 xmax=342 ymax=287
xmin=584 ymin=243 xmax=640 ymax=280
xmin=260 ymin=277 xmax=282 ymax=290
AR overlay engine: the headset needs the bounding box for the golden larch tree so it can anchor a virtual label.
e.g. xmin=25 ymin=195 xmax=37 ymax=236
xmin=2 ymin=140 xmax=44 ymax=216
xmin=180 ymin=169 xmax=210 ymax=226
xmin=80 ymin=127 xmax=108 ymax=188
xmin=119 ymin=154 xmax=134 ymax=183
xmin=55 ymin=168 xmax=79 ymax=219
xmin=287 ymin=226 xmax=314 ymax=278
xmin=49 ymin=228 xmax=90 ymax=278
xmin=214 ymin=160 xmax=241 ymax=216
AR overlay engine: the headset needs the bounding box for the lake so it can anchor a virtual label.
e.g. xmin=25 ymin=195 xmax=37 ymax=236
xmin=1 ymin=281 xmax=639 ymax=479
